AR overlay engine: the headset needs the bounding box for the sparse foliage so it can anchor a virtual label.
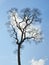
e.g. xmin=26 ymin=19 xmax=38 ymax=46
xmin=7 ymin=8 xmax=43 ymax=65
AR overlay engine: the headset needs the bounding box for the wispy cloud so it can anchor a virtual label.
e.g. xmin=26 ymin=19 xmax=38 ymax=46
xmin=31 ymin=59 xmax=46 ymax=65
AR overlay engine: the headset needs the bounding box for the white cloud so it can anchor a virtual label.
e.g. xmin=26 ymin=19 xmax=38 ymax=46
xmin=31 ymin=59 xmax=46 ymax=65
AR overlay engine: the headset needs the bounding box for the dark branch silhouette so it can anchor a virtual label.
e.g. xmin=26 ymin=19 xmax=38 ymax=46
xmin=7 ymin=8 xmax=42 ymax=65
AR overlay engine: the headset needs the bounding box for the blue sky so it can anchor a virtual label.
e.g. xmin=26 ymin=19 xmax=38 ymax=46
xmin=0 ymin=0 xmax=49 ymax=65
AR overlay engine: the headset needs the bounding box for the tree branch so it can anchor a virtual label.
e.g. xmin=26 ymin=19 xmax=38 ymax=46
xmin=12 ymin=15 xmax=22 ymax=32
xmin=11 ymin=25 xmax=19 ymax=44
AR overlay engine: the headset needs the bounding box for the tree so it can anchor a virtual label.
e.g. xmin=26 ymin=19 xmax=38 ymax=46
xmin=7 ymin=8 xmax=42 ymax=65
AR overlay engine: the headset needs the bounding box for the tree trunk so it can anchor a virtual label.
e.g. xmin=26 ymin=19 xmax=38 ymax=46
xmin=18 ymin=45 xmax=21 ymax=65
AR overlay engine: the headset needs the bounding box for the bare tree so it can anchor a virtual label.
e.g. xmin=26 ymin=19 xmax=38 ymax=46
xmin=7 ymin=8 xmax=43 ymax=65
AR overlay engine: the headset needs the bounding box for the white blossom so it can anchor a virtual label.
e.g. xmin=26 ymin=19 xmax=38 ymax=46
xmin=26 ymin=25 xmax=42 ymax=42
xmin=9 ymin=9 xmax=42 ymax=42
